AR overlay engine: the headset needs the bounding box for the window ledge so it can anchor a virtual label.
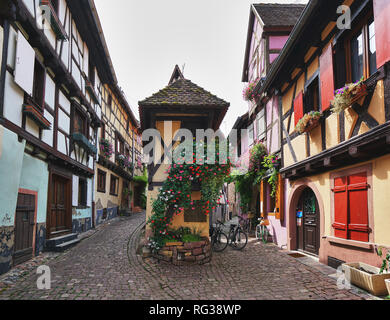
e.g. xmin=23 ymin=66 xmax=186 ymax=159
xmin=324 ymin=236 xmax=373 ymax=250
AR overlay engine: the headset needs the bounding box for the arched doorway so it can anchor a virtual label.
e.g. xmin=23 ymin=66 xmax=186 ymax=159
xmin=296 ymin=188 xmax=320 ymax=256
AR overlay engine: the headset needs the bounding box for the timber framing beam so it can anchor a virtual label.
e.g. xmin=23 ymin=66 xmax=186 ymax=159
xmin=281 ymin=122 xmax=390 ymax=181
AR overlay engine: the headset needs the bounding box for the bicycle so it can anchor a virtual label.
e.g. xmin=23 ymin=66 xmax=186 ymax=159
xmin=227 ymin=222 xmax=248 ymax=250
xmin=255 ymin=217 xmax=270 ymax=244
xmin=210 ymin=220 xmax=229 ymax=252
xmin=238 ymin=215 xmax=251 ymax=234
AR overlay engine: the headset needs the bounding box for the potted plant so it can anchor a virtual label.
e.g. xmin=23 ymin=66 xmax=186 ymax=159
xmin=294 ymin=111 xmax=322 ymax=134
xmin=331 ymin=78 xmax=367 ymax=114
xmin=117 ymin=154 xmax=133 ymax=171
xmin=377 ymin=247 xmax=390 ymax=296
xmin=242 ymin=78 xmax=260 ymax=102
xmin=100 ymin=138 xmax=113 ymax=159
xmin=342 ymin=258 xmax=390 ymax=296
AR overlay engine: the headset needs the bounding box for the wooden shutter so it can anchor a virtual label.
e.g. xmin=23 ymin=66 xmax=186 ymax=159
xmin=275 ymin=174 xmax=284 ymax=222
xmin=374 ymin=0 xmax=390 ymax=68
xmin=333 ymin=176 xmax=348 ymax=239
xmin=347 ymin=173 xmax=369 ymax=242
xmin=319 ymin=44 xmax=335 ymax=111
xmin=14 ymin=31 xmax=35 ymax=96
xmin=294 ymin=91 xmax=304 ymax=127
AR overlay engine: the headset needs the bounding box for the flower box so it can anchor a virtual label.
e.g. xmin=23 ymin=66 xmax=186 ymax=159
xmin=342 ymin=262 xmax=390 ymax=296
xmin=331 ymin=79 xmax=368 ymax=114
xmin=39 ymin=0 xmax=68 ymax=40
xmin=23 ymin=104 xmax=51 ymax=130
xmin=85 ymin=80 xmax=99 ymax=104
xmin=386 ymin=279 xmax=390 ymax=296
xmin=72 ymin=132 xmax=97 ymax=155
xmin=294 ymin=112 xmax=322 ymax=135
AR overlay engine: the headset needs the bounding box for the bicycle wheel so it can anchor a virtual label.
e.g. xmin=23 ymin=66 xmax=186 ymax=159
xmin=260 ymin=225 xmax=269 ymax=244
xmin=211 ymin=232 xmax=228 ymax=252
xmin=230 ymin=229 xmax=248 ymax=250
xmin=255 ymin=225 xmax=261 ymax=240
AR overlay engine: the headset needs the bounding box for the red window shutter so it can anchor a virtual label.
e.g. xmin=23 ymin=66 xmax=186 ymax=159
xmin=294 ymin=91 xmax=304 ymax=127
xmin=333 ymin=177 xmax=348 ymax=239
xmin=320 ymin=44 xmax=335 ymax=111
xmin=374 ymin=0 xmax=390 ymax=68
xmin=347 ymin=173 xmax=369 ymax=242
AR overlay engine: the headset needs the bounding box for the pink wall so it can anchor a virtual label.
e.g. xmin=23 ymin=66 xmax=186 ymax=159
xmin=269 ymin=35 xmax=289 ymax=50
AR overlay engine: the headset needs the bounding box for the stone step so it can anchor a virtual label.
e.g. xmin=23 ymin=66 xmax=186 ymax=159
xmin=52 ymin=238 xmax=81 ymax=252
xmin=45 ymin=233 xmax=78 ymax=249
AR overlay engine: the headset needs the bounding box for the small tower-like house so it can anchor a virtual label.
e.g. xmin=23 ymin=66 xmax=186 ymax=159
xmin=139 ymin=65 xmax=230 ymax=238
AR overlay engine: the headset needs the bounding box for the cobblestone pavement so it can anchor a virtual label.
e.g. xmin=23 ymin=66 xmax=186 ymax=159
xmin=0 ymin=212 xmax=375 ymax=300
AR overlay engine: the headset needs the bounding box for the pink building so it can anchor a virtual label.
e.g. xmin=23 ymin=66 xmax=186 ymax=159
xmin=232 ymin=3 xmax=305 ymax=247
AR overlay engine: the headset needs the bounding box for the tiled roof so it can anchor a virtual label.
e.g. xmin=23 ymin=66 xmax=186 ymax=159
xmin=253 ymin=3 xmax=306 ymax=27
xmin=138 ymin=78 xmax=229 ymax=107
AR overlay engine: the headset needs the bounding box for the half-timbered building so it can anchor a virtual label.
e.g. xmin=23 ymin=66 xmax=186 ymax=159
xmin=0 ymin=0 xmax=136 ymax=274
xmin=252 ymin=0 xmax=390 ymax=267
xmin=236 ymin=3 xmax=304 ymax=247
xmin=139 ymin=65 xmax=229 ymax=239
xmin=95 ymin=82 xmax=143 ymax=226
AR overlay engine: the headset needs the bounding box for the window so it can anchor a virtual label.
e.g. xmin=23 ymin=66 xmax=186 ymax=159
xmin=32 ymin=59 xmax=45 ymax=109
xmin=333 ymin=172 xmax=370 ymax=242
xmin=346 ymin=14 xmax=377 ymax=83
xmin=107 ymin=94 xmax=112 ymax=109
xmin=78 ymin=178 xmax=87 ymax=207
xmin=88 ymin=59 xmax=95 ymax=86
xmin=256 ymin=109 xmax=265 ymax=140
xmin=248 ymin=124 xmax=254 ymax=147
xmin=73 ymin=108 xmax=87 ymax=137
xmin=304 ymin=76 xmax=320 ymax=114
xmin=97 ymin=170 xmax=106 ymax=193
xmin=100 ymin=122 xmax=105 ymax=140
xmin=116 ymin=133 xmax=125 ymax=154
xmin=110 ymin=175 xmax=119 ymax=196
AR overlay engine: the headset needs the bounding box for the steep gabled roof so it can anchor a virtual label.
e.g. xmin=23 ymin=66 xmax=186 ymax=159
xmin=253 ymin=3 xmax=306 ymax=28
xmin=138 ymin=78 xmax=230 ymax=107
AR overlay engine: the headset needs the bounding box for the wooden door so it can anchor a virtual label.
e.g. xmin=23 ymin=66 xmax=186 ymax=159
xmin=13 ymin=193 xmax=35 ymax=266
xmin=297 ymin=188 xmax=320 ymax=255
xmin=48 ymin=174 xmax=71 ymax=238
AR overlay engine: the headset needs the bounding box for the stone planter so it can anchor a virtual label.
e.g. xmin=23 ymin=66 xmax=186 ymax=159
xmin=343 ymin=262 xmax=390 ymax=296
xmin=153 ymin=237 xmax=212 ymax=266
xmin=386 ymin=279 xmax=390 ymax=296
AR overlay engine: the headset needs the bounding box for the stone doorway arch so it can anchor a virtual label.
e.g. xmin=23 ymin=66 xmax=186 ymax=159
xmin=286 ymin=179 xmax=325 ymax=255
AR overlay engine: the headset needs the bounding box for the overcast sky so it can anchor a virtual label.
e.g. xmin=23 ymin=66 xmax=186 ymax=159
xmin=94 ymin=0 xmax=308 ymax=135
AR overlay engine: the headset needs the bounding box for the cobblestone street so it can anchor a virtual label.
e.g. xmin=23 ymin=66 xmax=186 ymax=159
xmin=0 ymin=212 xmax=374 ymax=300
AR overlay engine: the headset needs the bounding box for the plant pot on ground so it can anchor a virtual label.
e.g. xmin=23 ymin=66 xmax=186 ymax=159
xmin=386 ymin=279 xmax=390 ymax=296
xmin=343 ymin=262 xmax=390 ymax=296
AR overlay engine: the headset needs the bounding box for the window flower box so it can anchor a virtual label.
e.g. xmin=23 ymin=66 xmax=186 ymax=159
xmin=294 ymin=111 xmax=322 ymax=135
xmin=39 ymin=0 xmax=68 ymax=40
xmin=331 ymin=79 xmax=368 ymax=114
xmin=72 ymin=132 xmax=97 ymax=155
xmin=342 ymin=262 xmax=390 ymax=296
xmin=23 ymin=104 xmax=51 ymax=130
xmin=85 ymin=80 xmax=99 ymax=104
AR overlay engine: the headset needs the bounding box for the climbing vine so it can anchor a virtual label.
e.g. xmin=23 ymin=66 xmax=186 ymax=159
xmin=262 ymin=154 xmax=280 ymax=198
xmin=147 ymin=139 xmax=232 ymax=252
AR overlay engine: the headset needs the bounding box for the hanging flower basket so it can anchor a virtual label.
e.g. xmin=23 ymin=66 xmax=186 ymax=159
xmin=294 ymin=111 xmax=322 ymax=134
xmin=116 ymin=154 xmax=133 ymax=171
xmin=243 ymin=78 xmax=260 ymax=102
xmin=331 ymin=78 xmax=368 ymax=114
xmin=100 ymin=138 xmax=113 ymax=159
